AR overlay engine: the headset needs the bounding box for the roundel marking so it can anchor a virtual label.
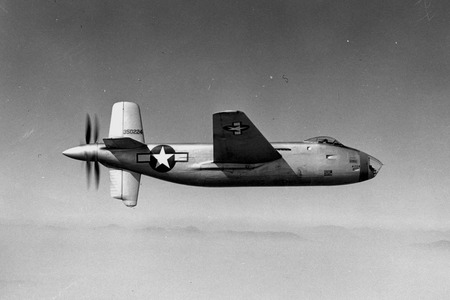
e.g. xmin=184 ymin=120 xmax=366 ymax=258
xmin=223 ymin=121 xmax=249 ymax=135
xmin=150 ymin=145 xmax=176 ymax=172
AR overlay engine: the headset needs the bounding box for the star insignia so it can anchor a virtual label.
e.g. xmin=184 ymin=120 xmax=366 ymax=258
xmin=153 ymin=146 xmax=173 ymax=168
xmin=223 ymin=122 xmax=250 ymax=135
xmin=136 ymin=145 xmax=188 ymax=173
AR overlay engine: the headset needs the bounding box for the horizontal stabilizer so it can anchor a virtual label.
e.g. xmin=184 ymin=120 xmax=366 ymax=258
xmin=109 ymin=169 xmax=141 ymax=207
xmin=213 ymin=111 xmax=281 ymax=164
xmin=103 ymin=137 xmax=147 ymax=149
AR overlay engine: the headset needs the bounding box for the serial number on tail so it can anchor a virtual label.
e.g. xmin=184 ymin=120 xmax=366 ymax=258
xmin=123 ymin=129 xmax=143 ymax=134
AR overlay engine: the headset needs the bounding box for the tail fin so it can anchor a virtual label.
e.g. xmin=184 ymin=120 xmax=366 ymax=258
xmin=109 ymin=169 xmax=141 ymax=207
xmin=108 ymin=102 xmax=145 ymax=143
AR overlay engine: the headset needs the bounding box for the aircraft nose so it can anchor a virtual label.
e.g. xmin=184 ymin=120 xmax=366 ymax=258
xmin=368 ymin=155 xmax=383 ymax=178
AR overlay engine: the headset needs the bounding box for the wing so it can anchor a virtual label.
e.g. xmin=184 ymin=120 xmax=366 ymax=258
xmin=213 ymin=111 xmax=281 ymax=164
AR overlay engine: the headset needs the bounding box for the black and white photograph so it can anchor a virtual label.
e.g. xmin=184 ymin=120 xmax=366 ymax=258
xmin=1 ymin=1 xmax=450 ymax=299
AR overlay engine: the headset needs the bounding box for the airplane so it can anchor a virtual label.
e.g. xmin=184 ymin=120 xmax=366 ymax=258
xmin=63 ymin=101 xmax=382 ymax=207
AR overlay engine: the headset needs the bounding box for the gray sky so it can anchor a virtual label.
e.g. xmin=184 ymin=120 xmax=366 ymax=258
xmin=1 ymin=0 xmax=450 ymax=230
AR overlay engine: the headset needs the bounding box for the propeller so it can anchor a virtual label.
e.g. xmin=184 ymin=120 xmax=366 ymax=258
xmin=85 ymin=114 xmax=99 ymax=144
xmin=85 ymin=113 xmax=100 ymax=189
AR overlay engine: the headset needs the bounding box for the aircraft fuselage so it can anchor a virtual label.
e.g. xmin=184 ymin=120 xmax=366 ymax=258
xmin=81 ymin=141 xmax=380 ymax=187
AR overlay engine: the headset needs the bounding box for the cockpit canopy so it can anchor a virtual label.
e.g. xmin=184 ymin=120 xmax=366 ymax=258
xmin=304 ymin=136 xmax=344 ymax=147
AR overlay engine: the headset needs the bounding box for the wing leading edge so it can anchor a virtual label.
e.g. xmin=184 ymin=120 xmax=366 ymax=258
xmin=213 ymin=111 xmax=281 ymax=164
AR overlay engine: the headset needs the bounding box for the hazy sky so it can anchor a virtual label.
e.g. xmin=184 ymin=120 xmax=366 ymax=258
xmin=1 ymin=0 xmax=450 ymax=230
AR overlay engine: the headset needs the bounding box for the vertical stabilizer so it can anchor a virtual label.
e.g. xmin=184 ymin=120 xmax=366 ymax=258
xmin=109 ymin=169 xmax=141 ymax=207
xmin=109 ymin=102 xmax=145 ymax=143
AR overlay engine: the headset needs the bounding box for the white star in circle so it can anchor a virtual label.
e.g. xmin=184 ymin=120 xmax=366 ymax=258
xmin=153 ymin=147 xmax=174 ymax=168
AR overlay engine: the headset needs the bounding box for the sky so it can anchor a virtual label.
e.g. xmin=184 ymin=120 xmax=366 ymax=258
xmin=1 ymin=0 xmax=450 ymax=231
xmin=3 ymin=1 xmax=450 ymax=299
